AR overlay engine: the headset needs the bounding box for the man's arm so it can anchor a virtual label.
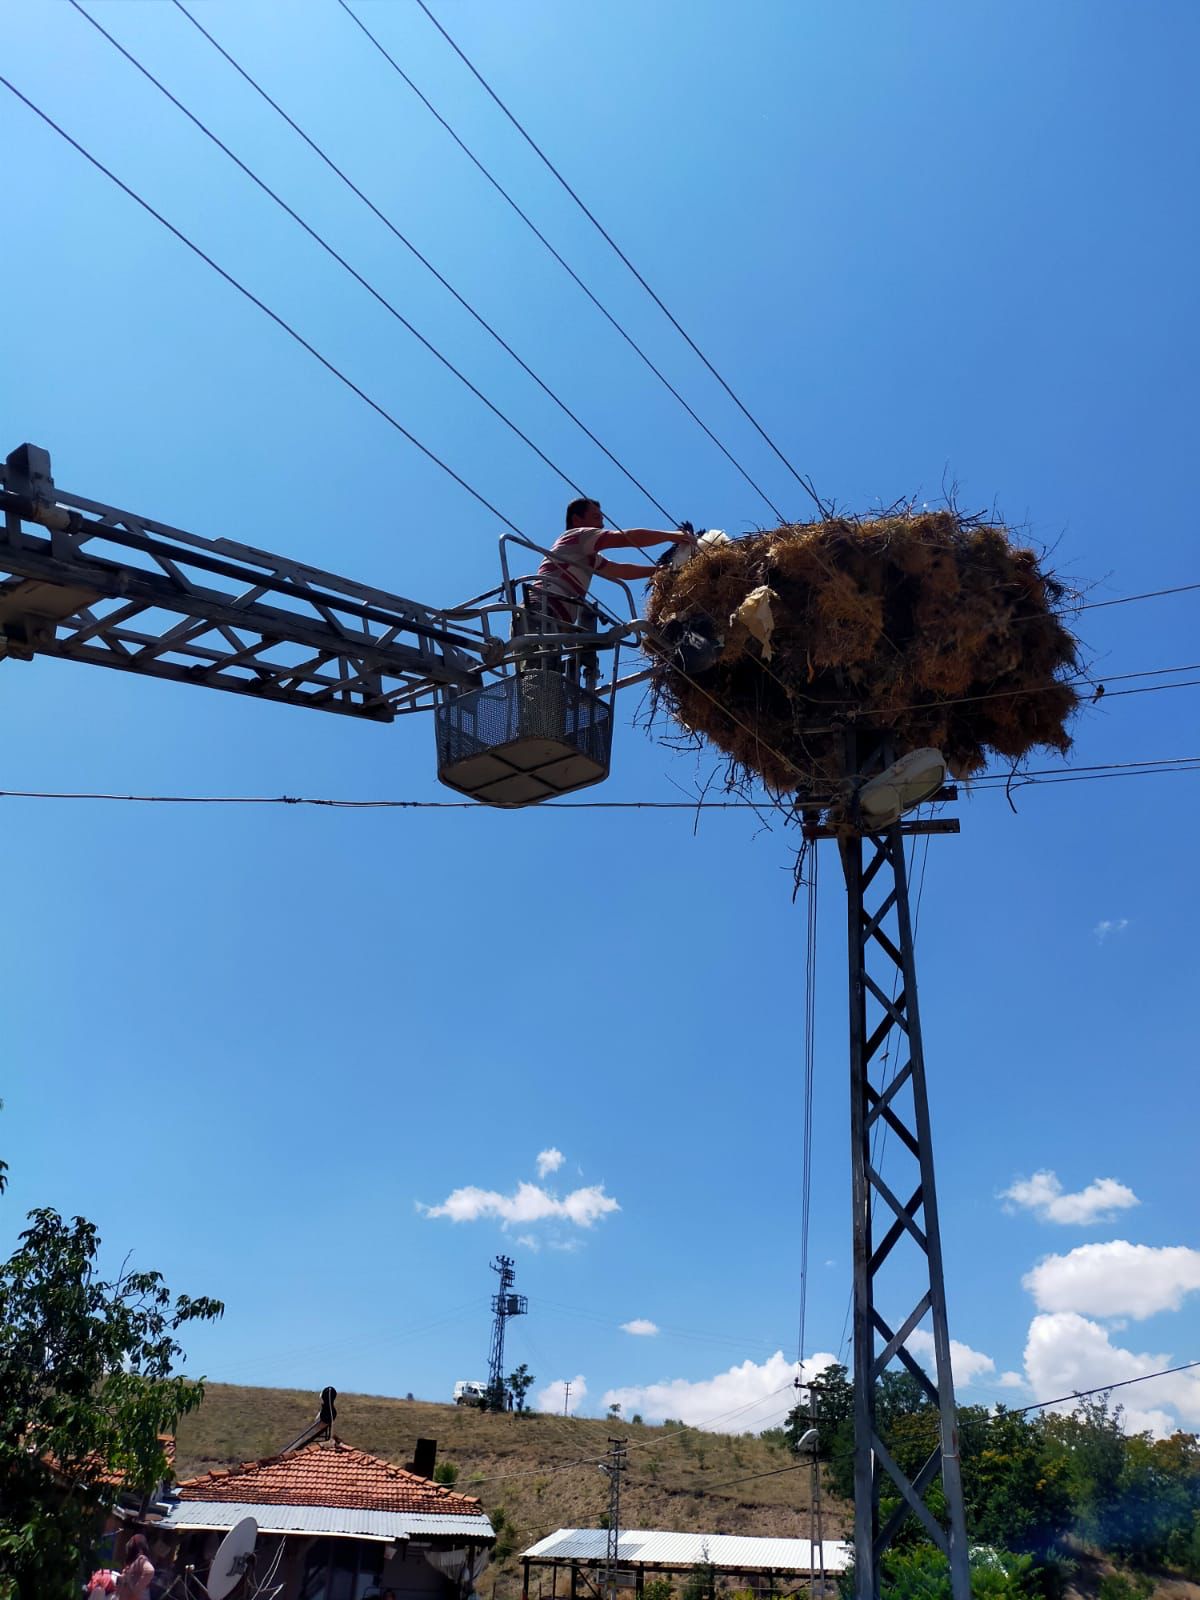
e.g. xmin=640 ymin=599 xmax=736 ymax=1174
xmin=594 ymin=528 xmax=694 ymax=552
xmin=593 ymin=557 xmax=658 ymax=580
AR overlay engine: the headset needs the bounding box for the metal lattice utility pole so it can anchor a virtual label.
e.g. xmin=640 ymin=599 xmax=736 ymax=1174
xmin=599 ymin=1438 xmax=627 ymax=1600
xmin=842 ymin=822 xmax=969 ymax=1598
xmin=804 ymin=738 xmax=969 ymax=1600
xmin=486 ymin=1255 xmax=527 ymax=1412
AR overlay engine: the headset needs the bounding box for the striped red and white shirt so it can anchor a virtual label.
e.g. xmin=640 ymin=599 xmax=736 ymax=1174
xmin=529 ymin=525 xmax=619 ymax=619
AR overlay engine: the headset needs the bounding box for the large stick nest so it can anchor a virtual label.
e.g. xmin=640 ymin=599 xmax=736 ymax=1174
xmin=643 ymin=512 xmax=1080 ymax=795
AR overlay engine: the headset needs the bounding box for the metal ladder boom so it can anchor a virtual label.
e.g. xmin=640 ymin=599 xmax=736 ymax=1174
xmin=0 ymin=444 xmax=482 ymax=720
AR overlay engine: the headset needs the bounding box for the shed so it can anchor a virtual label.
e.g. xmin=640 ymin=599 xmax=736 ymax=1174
xmin=520 ymin=1529 xmax=852 ymax=1600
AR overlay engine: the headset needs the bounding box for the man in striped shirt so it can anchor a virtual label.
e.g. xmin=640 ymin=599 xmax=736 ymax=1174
xmin=527 ymin=497 xmax=696 ymax=627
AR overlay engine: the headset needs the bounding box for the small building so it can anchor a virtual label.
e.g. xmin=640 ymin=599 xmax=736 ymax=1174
xmin=520 ymin=1529 xmax=852 ymax=1600
xmin=159 ymin=1437 xmax=494 ymax=1600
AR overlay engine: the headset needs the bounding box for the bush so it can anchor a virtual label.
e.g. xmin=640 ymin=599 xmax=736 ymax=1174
xmin=842 ymin=1544 xmax=1042 ymax=1600
xmin=433 ymin=1461 xmax=459 ymax=1486
xmin=642 ymin=1581 xmax=673 ymax=1600
xmin=1097 ymin=1575 xmax=1154 ymax=1600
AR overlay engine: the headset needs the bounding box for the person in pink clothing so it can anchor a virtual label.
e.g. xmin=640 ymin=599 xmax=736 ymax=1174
xmin=528 ymin=497 xmax=694 ymax=626
xmin=115 ymin=1533 xmax=154 ymax=1600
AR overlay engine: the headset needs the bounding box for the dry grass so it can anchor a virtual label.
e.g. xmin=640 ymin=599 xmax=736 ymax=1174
xmin=175 ymin=1385 xmax=849 ymax=1596
xmin=645 ymin=512 xmax=1079 ymax=794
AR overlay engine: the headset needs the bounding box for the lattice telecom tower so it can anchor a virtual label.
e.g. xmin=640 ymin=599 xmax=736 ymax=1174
xmin=485 ymin=1254 xmax=527 ymax=1412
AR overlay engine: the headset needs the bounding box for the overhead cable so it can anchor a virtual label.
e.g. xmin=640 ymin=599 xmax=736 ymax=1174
xmin=681 ymin=1355 xmax=1200 ymax=1496
xmin=70 ymin=2 xmax=589 ymax=501
xmin=1 ymin=757 xmax=1199 ymax=811
xmin=410 ymin=0 xmax=827 ymax=518
xmin=169 ymin=0 xmax=681 ymax=527
xmin=796 ymin=846 xmax=819 ymax=1371
xmin=336 ymin=0 xmax=792 ymax=525
xmin=0 ymin=74 xmax=525 ymax=536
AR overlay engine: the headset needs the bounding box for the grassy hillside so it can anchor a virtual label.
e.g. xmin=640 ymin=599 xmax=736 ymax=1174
xmin=175 ymin=1385 xmax=849 ymax=1596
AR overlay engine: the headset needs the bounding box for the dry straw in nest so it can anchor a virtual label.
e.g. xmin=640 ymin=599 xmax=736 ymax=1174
xmin=643 ymin=512 xmax=1080 ymax=795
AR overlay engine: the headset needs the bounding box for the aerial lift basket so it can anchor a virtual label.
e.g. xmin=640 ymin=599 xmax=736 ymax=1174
xmin=435 ymin=669 xmax=612 ymax=807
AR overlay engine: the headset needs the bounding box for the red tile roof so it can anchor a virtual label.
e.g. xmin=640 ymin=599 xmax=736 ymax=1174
xmin=176 ymin=1440 xmax=484 ymax=1516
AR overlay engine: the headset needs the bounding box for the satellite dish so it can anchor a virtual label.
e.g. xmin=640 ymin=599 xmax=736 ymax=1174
xmin=857 ymin=748 xmax=947 ymax=831
xmin=207 ymin=1516 xmax=257 ymax=1600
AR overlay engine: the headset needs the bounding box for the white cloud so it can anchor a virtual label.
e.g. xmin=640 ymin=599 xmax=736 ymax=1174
xmin=620 ymin=1319 xmax=659 ymax=1337
xmin=1023 ymin=1241 xmax=1200 ymax=1320
xmin=602 ymin=1350 xmax=836 ymax=1433
xmin=1001 ymin=1170 xmax=1140 ymax=1225
xmin=536 ymin=1148 xmax=565 ymax=1179
xmin=419 ymin=1179 xmax=619 ymax=1230
xmin=515 ymin=1234 xmax=540 ymax=1251
xmin=996 ymin=1371 xmax=1027 ymax=1390
xmin=906 ymin=1329 xmax=996 ymax=1388
xmin=1094 ymin=918 xmax=1129 ymax=942
xmin=538 ymin=1374 xmax=587 ymax=1415
xmin=1023 ymin=1312 xmax=1200 ymax=1437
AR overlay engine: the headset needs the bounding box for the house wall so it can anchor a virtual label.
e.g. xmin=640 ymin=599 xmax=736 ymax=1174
xmin=382 ymin=1542 xmax=452 ymax=1600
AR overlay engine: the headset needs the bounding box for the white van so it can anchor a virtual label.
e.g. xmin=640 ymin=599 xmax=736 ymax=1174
xmin=454 ymin=1380 xmax=488 ymax=1405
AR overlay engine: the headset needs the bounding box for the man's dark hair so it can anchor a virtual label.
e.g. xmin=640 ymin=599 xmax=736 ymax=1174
xmin=565 ymin=497 xmax=601 ymax=528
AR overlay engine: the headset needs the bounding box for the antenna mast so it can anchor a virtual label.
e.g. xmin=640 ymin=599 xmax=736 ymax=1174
xmin=486 ymin=1254 xmax=527 ymax=1411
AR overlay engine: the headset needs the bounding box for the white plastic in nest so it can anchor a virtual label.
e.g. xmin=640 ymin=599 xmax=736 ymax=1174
xmin=730 ymin=584 xmax=777 ymax=659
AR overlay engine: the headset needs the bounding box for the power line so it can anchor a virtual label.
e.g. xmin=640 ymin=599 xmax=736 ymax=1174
xmin=1081 ymin=580 xmax=1200 ymax=611
xmin=796 ymin=846 xmax=819 ymax=1370
xmin=70 ymin=2 xmax=590 ymax=502
xmin=465 ymin=1381 xmax=803 ymax=1487
xmin=0 ymin=75 xmax=527 ymax=537
xmin=679 ymin=1356 xmax=1200 ymax=1497
xmin=168 ymin=0 xmax=681 ymax=528
xmin=0 ymin=757 xmax=1198 ymax=810
xmin=337 ymin=0 xmax=791 ymax=525
xmin=411 ymin=0 xmax=826 ymax=519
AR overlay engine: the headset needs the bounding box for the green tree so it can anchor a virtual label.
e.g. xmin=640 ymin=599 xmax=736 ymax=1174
xmin=0 ymin=1196 xmax=222 ymax=1600
xmin=960 ymin=1407 xmax=1074 ymax=1556
xmin=507 ymin=1363 xmax=535 ymax=1412
xmin=433 ymin=1461 xmax=460 ymax=1486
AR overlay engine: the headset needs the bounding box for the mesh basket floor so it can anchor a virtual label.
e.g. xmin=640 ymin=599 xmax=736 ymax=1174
xmin=436 ymin=671 xmax=613 ymax=806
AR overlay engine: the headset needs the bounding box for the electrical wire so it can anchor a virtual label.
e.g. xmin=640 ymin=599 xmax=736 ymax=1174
xmin=410 ymin=0 xmax=826 ymax=519
xmin=1 ymin=756 xmax=1199 ymax=810
xmin=168 ymin=1 xmax=681 ymax=528
xmin=668 ymin=1355 xmax=1200 ymax=1498
xmin=337 ymin=0 xmax=792 ymax=526
xmin=69 ymin=2 xmax=595 ymax=502
xmin=0 ymin=74 xmax=527 ymax=537
xmin=796 ymin=845 xmax=819 ymax=1372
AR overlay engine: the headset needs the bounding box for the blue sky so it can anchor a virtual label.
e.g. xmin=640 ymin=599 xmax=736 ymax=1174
xmin=2 ymin=0 xmax=1199 ymax=1439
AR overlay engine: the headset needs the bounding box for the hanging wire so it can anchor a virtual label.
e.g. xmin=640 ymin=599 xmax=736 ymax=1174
xmin=336 ymin=0 xmax=793 ymax=525
xmin=168 ymin=0 xmax=682 ymax=527
xmin=410 ymin=0 xmax=828 ymax=517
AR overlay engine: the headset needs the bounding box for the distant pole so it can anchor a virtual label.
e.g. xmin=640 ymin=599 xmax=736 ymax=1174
xmin=600 ymin=1437 xmax=627 ymax=1600
xmin=563 ymin=1381 xmax=572 ymax=1417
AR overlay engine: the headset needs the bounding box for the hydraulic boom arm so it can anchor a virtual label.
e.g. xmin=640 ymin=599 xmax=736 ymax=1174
xmin=0 ymin=444 xmax=483 ymax=721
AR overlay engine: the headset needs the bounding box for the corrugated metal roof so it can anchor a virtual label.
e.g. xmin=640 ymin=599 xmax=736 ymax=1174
xmin=158 ymin=1501 xmax=493 ymax=1543
xmin=521 ymin=1529 xmax=852 ymax=1574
